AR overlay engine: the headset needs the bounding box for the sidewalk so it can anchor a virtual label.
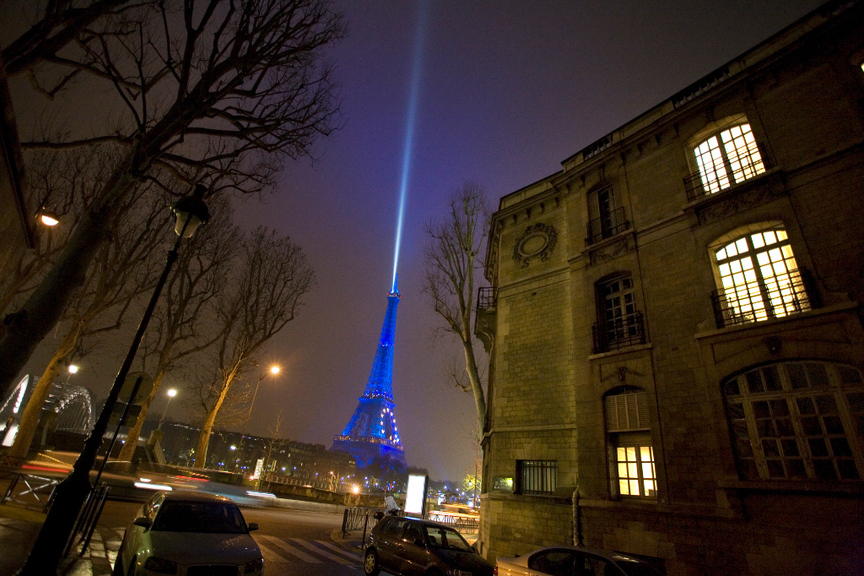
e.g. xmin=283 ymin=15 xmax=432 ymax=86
xmin=0 ymin=503 xmax=119 ymax=576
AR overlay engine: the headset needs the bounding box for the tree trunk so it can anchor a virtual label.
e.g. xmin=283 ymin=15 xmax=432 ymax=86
xmin=192 ymin=372 xmax=235 ymax=469
xmin=7 ymin=324 xmax=81 ymax=460
xmin=117 ymin=370 xmax=166 ymax=461
xmin=462 ymin=338 xmax=487 ymax=438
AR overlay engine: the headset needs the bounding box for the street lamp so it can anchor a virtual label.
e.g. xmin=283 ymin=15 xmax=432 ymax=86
xmin=17 ymin=185 xmax=210 ymax=576
xmin=158 ymin=388 xmax=177 ymax=429
xmin=234 ymin=365 xmax=280 ymax=473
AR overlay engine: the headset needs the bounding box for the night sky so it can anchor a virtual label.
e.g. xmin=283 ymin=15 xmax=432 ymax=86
xmin=14 ymin=0 xmax=824 ymax=482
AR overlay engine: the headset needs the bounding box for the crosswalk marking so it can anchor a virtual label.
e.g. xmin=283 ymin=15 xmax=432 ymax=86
xmin=106 ymin=527 xmax=358 ymax=567
xmin=288 ymin=537 xmax=355 ymax=565
xmin=314 ymin=539 xmax=364 ymax=562
xmin=258 ymin=535 xmax=323 ymax=563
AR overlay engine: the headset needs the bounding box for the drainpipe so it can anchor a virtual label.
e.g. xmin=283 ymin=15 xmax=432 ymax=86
xmin=572 ymin=484 xmax=583 ymax=546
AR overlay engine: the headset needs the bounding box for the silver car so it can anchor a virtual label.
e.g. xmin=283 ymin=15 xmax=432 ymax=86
xmin=495 ymin=545 xmax=664 ymax=576
xmin=114 ymin=490 xmax=263 ymax=576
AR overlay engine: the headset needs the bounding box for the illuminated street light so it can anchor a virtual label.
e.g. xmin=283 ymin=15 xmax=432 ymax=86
xmin=158 ymin=388 xmax=178 ymax=429
xmin=17 ymin=185 xmax=210 ymax=576
xmin=39 ymin=211 xmax=60 ymax=226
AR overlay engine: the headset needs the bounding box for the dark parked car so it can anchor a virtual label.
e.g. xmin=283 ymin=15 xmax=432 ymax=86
xmin=496 ymin=545 xmax=665 ymax=576
xmin=364 ymin=515 xmax=494 ymax=576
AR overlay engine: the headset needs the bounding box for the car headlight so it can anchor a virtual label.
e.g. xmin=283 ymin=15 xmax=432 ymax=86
xmin=144 ymin=556 xmax=178 ymax=574
xmin=244 ymin=557 xmax=264 ymax=573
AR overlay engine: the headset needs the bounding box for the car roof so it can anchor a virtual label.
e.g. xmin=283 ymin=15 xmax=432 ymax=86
xmin=157 ymin=490 xmax=236 ymax=505
xmin=502 ymin=545 xmax=650 ymax=564
xmin=386 ymin=516 xmax=460 ymax=530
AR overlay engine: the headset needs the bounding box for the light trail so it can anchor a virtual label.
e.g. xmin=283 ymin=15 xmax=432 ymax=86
xmin=391 ymin=1 xmax=428 ymax=293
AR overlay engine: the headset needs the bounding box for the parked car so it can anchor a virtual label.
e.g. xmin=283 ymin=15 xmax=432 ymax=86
xmin=495 ymin=545 xmax=665 ymax=576
xmin=114 ymin=490 xmax=263 ymax=576
xmin=364 ymin=514 xmax=494 ymax=576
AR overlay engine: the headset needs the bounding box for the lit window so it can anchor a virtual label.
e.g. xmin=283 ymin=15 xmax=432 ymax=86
xmin=724 ymin=362 xmax=864 ymax=481
xmin=712 ymin=225 xmax=811 ymax=327
xmin=616 ymin=445 xmax=656 ymax=497
xmin=694 ymin=123 xmax=765 ymax=194
xmin=606 ymin=388 xmax=656 ymax=498
xmin=516 ymin=460 xmax=557 ymax=495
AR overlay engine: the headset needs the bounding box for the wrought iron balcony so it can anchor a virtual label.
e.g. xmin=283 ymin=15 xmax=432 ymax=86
xmin=585 ymin=206 xmax=630 ymax=246
xmin=477 ymin=286 xmax=497 ymax=310
xmin=592 ymin=311 xmax=646 ymax=354
xmin=683 ymin=157 xmax=771 ymax=202
xmin=710 ymin=268 xmax=820 ymax=329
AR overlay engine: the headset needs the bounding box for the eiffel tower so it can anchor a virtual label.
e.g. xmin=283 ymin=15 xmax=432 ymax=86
xmin=332 ymin=279 xmax=407 ymax=468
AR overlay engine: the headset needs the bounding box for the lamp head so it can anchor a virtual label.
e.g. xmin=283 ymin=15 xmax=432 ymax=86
xmin=270 ymin=366 xmax=280 ymax=375
xmin=68 ymin=364 xmax=79 ymax=374
xmin=167 ymin=388 xmax=177 ymax=398
xmin=40 ymin=211 xmax=60 ymax=226
xmin=171 ymin=184 xmax=211 ymax=238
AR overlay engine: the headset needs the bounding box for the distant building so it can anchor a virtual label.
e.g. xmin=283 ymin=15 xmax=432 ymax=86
xmin=478 ymin=3 xmax=864 ymax=575
xmin=156 ymin=421 xmax=356 ymax=490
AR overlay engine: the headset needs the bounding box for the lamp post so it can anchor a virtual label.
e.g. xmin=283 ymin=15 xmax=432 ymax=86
xmin=158 ymin=388 xmax=177 ymax=429
xmin=234 ymin=365 xmax=279 ymax=473
xmin=16 ymin=185 xmax=210 ymax=576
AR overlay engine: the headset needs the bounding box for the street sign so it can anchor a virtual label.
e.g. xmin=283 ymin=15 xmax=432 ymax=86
xmin=109 ymin=403 xmax=142 ymax=427
xmin=119 ymin=372 xmax=153 ymax=404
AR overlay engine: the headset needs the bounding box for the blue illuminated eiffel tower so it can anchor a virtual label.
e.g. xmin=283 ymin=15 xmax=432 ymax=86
xmin=332 ymin=279 xmax=407 ymax=469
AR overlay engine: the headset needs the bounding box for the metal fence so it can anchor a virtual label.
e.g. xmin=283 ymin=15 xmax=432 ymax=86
xmin=710 ymin=268 xmax=816 ymax=328
xmin=592 ymin=311 xmax=646 ymax=354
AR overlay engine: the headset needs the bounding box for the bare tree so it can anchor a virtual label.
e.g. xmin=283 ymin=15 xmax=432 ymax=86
xmin=7 ymin=182 xmax=173 ymax=459
xmin=191 ymin=227 xmax=315 ymax=469
xmin=0 ymin=0 xmax=345 ymax=400
xmin=423 ymin=182 xmax=491 ymax=439
xmin=2 ymin=0 xmax=136 ymax=79
xmin=260 ymin=410 xmax=287 ymax=489
xmin=117 ymin=196 xmax=240 ymax=461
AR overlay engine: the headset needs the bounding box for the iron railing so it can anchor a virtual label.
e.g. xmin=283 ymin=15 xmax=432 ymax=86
xmin=477 ymin=287 xmax=497 ymax=310
xmin=585 ymin=206 xmax=630 ymax=246
xmin=592 ymin=311 xmax=646 ymax=354
xmin=683 ymin=157 xmax=770 ymax=202
xmin=710 ymin=268 xmax=818 ymax=329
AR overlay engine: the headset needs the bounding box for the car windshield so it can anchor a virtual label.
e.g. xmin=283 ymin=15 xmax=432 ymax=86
xmin=152 ymin=500 xmax=248 ymax=534
xmin=424 ymin=525 xmax=473 ymax=552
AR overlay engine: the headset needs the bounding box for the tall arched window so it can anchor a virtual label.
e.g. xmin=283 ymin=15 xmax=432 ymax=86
xmin=593 ymin=273 xmax=645 ymax=353
xmin=606 ymin=387 xmax=656 ymax=498
xmin=723 ymin=362 xmax=864 ymax=481
xmin=711 ymin=224 xmax=812 ymax=327
xmin=693 ymin=123 xmax=765 ymax=194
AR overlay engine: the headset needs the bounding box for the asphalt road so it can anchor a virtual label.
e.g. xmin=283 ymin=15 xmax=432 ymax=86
xmin=100 ymin=500 xmax=368 ymax=576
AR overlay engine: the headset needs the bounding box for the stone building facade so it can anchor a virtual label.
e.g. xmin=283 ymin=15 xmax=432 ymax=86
xmin=478 ymin=3 xmax=864 ymax=574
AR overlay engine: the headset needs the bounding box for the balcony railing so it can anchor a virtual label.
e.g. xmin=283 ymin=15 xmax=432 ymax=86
xmin=683 ymin=157 xmax=770 ymax=202
xmin=710 ymin=268 xmax=819 ymax=329
xmin=592 ymin=311 xmax=646 ymax=354
xmin=477 ymin=287 xmax=497 ymax=310
xmin=585 ymin=206 xmax=630 ymax=246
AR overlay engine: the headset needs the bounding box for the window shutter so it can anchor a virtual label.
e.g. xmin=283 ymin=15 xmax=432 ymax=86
xmin=606 ymin=391 xmax=649 ymax=432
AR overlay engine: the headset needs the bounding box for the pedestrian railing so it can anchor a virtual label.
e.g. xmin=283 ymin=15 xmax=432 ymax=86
xmin=1 ymin=470 xmax=61 ymax=512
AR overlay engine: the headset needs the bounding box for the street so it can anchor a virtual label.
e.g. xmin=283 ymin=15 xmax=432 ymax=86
xmin=97 ymin=499 xmax=367 ymax=576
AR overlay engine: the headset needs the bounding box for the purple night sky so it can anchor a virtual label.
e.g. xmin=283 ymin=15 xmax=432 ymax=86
xmin=12 ymin=0 xmax=824 ymax=481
